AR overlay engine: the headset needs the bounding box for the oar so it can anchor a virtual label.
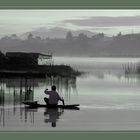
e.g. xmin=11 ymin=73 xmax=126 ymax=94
xmin=62 ymin=97 xmax=65 ymax=106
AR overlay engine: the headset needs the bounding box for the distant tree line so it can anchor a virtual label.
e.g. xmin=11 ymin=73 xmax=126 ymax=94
xmin=0 ymin=31 xmax=140 ymax=57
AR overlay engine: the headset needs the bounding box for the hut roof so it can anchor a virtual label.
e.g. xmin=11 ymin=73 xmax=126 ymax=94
xmin=6 ymin=52 xmax=52 ymax=58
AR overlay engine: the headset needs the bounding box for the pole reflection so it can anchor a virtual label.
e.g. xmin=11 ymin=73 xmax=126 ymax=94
xmin=0 ymin=75 xmax=78 ymax=128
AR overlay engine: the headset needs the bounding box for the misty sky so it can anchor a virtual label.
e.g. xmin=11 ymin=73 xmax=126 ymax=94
xmin=1 ymin=10 xmax=140 ymax=37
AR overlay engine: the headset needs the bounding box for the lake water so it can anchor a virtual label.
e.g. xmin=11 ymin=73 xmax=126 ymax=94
xmin=1 ymin=57 xmax=140 ymax=131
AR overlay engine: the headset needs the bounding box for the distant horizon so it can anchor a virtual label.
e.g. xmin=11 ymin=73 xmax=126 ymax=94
xmin=0 ymin=28 xmax=140 ymax=40
xmin=1 ymin=10 xmax=140 ymax=38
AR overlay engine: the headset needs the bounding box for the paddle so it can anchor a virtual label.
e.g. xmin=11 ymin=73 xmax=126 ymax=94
xmin=61 ymin=97 xmax=65 ymax=106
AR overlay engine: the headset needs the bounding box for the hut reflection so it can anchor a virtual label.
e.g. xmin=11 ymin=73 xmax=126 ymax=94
xmin=0 ymin=75 xmax=78 ymax=127
xmin=0 ymin=80 xmax=5 ymax=126
xmin=0 ymin=76 xmax=77 ymax=106
xmin=46 ymin=75 xmax=78 ymax=101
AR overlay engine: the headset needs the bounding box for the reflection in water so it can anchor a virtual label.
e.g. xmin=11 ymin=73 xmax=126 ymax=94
xmin=46 ymin=75 xmax=78 ymax=99
xmin=44 ymin=108 xmax=64 ymax=127
xmin=0 ymin=76 xmax=77 ymax=104
xmin=21 ymin=107 xmax=64 ymax=127
xmin=1 ymin=57 xmax=140 ymax=130
xmin=0 ymin=75 xmax=77 ymax=128
xmin=24 ymin=108 xmax=37 ymax=124
xmin=0 ymin=86 xmax=5 ymax=126
xmin=82 ymin=66 xmax=140 ymax=85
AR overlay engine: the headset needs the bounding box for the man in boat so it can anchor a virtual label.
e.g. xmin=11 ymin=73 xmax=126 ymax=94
xmin=44 ymin=85 xmax=65 ymax=106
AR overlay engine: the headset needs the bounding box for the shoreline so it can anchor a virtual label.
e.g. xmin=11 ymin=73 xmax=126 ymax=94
xmin=0 ymin=64 xmax=81 ymax=78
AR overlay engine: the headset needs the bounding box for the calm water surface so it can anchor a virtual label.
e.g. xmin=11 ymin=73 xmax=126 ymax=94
xmin=1 ymin=57 xmax=140 ymax=131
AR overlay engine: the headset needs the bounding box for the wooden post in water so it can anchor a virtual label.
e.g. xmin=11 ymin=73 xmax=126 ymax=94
xmin=20 ymin=79 xmax=23 ymax=103
xmin=24 ymin=78 xmax=28 ymax=101
xmin=32 ymin=79 xmax=34 ymax=101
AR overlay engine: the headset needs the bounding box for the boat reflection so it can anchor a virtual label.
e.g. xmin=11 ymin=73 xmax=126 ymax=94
xmin=44 ymin=108 xmax=64 ymax=127
xmin=0 ymin=75 xmax=78 ymax=128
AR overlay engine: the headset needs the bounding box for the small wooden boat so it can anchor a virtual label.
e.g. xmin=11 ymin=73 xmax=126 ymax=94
xmin=22 ymin=101 xmax=80 ymax=110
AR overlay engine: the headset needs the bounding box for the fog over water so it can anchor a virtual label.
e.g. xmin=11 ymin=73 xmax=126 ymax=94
xmin=0 ymin=57 xmax=140 ymax=130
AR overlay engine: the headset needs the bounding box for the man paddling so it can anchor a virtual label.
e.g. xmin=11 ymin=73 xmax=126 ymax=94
xmin=44 ymin=85 xmax=65 ymax=106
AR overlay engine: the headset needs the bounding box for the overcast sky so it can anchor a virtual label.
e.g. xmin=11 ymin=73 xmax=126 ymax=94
xmin=1 ymin=9 xmax=140 ymax=37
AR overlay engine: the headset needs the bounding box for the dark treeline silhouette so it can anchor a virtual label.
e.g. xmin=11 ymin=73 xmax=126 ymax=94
xmin=1 ymin=31 xmax=140 ymax=57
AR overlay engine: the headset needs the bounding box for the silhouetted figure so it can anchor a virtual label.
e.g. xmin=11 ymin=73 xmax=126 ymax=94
xmin=44 ymin=108 xmax=64 ymax=127
xmin=44 ymin=85 xmax=64 ymax=106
